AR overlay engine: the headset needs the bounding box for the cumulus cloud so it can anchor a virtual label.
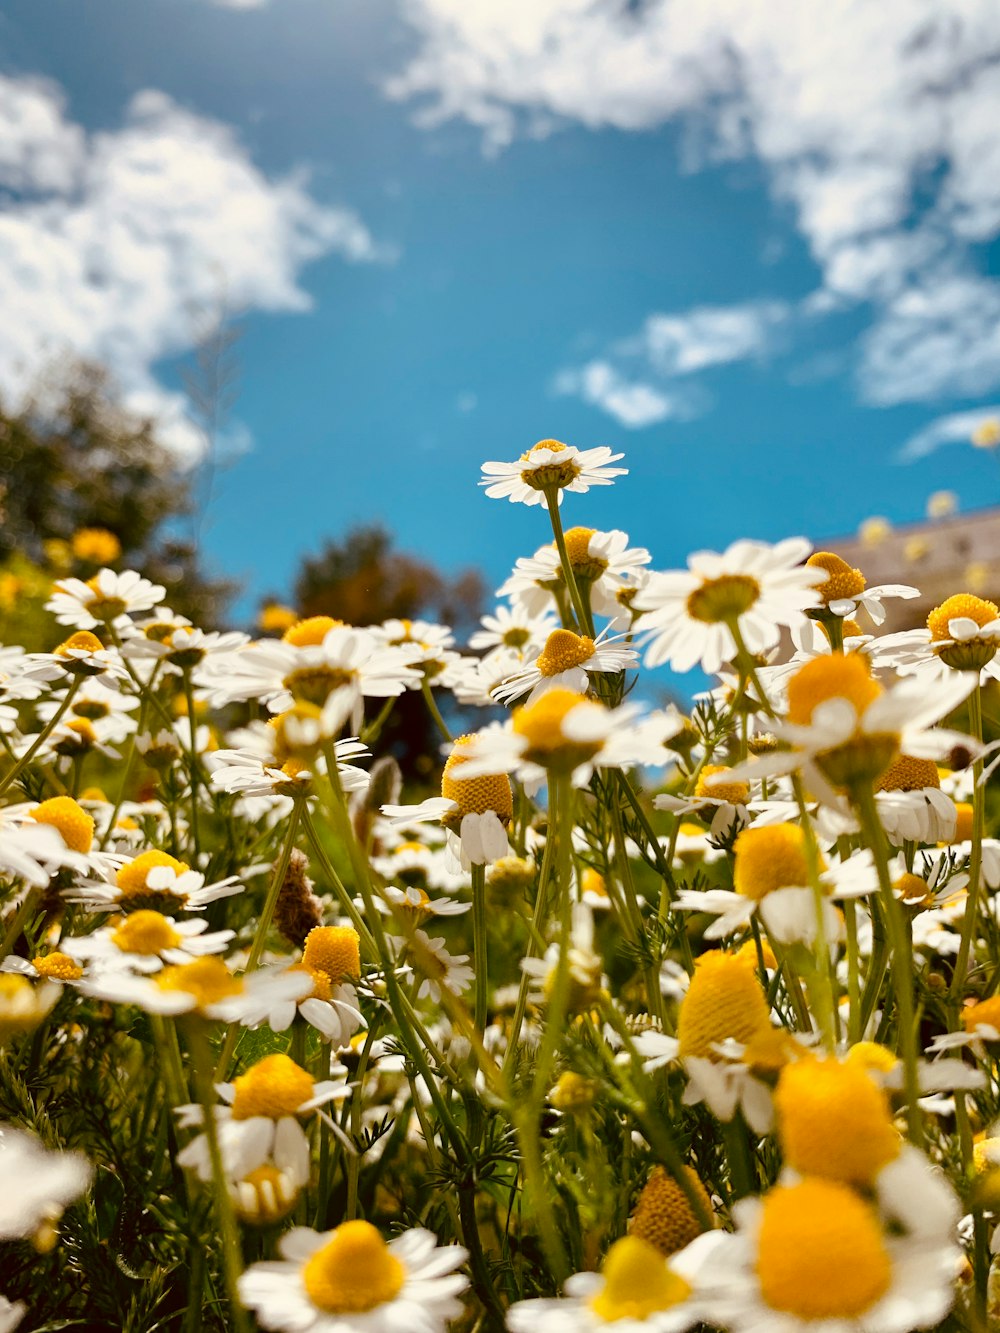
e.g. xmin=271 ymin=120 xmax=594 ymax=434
xmin=898 ymin=404 xmax=1000 ymax=462
xmin=0 ymin=76 xmax=385 ymax=462
xmin=388 ymin=0 xmax=1000 ymax=407
xmin=555 ymin=300 xmax=788 ymax=427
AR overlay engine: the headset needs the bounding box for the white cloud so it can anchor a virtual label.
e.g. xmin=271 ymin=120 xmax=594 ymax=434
xmin=898 ymin=404 xmax=1000 ymax=462
xmin=388 ymin=0 xmax=1000 ymax=406
xmin=556 ymin=299 xmax=787 ymax=427
xmin=0 ymin=77 xmax=385 ymax=463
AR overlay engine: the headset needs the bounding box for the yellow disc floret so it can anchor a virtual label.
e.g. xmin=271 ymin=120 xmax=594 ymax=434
xmin=116 ymin=851 xmax=190 ymax=907
xmin=440 ymin=736 xmax=514 ymax=821
xmin=686 ymin=574 xmax=760 ymax=625
xmin=30 ymin=796 xmax=95 ymax=853
xmin=694 ymin=765 xmax=750 ymax=806
xmin=774 ymin=1057 xmax=900 ymax=1186
xmin=302 ymin=1220 xmax=405 ymax=1314
xmin=806 ymin=552 xmax=866 ymax=603
xmin=589 ymin=1236 xmax=692 ymax=1323
xmin=302 ymin=926 xmax=361 ymax=984
xmin=963 ymin=996 xmax=1000 ymax=1037
xmin=875 ymin=754 xmax=940 ymax=792
xmin=282 ymin=616 xmax=345 ymax=647
xmin=927 ymin=594 xmax=1000 ymax=642
xmin=512 ymin=689 xmax=602 ymax=770
xmin=535 ymin=629 xmax=596 ymax=677
xmin=156 ymin=957 xmax=243 ymax=1008
xmin=519 ymin=439 xmax=580 ymax=491
xmin=234 ymin=1163 xmax=300 ymax=1225
xmin=786 ymin=652 xmax=881 ymax=727
xmin=756 ymin=1179 xmax=891 ymax=1319
xmin=55 ymin=630 xmax=105 ymax=657
xmin=230 ymin=1054 xmax=315 ymax=1121
xmin=31 ymin=952 xmax=83 ymax=982
xmin=72 ymin=528 xmax=121 ymax=564
xmin=564 ymin=526 xmax=609 ymax=581
xmin=629 ymin=1166 xmax=713 ymax=1256
xmin=111 ymin=911 xmax=183 ymax=956
xmin=677 ymin=950 xmax=771 ymax=1060
xmin=733 ymin=824 xmax=813 ymax=901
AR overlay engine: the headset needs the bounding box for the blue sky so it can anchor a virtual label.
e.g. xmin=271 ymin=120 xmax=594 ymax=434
xmin=2 ymin=0 xmax=1000 ymax=618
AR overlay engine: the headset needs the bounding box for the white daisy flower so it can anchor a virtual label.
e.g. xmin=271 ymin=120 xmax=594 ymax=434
xmin=46 ymin=569 xmax=165 ymax=630
xmin=507 ymin=1232 xmax=714 ymax=1332
xmin=376 ymin=884 xmax=470 ymax=921
xmin=0 ymin=972 xmax=63 ymax=1040
xmin=654 ymin=765 xmax=753 ymax=842
xmin=872 ymin=592 xmax=1000 ymax=686
xmin=374 ymin=618 xmax=461 ymax=684
xmin=395 ymin=930 xmax=474 ymax=1002
xmin=37 ymin=630 xmax=130 ymax=687
xmin=78 ymin=956 xmax=312 ymax=1022
xmin=521 ymin=903 xmax=604 ymax=1010
xmin=635 ymin=538 xmax=824 ymax=675
xmin=481 ymin=437 xmax=626 ymax=507
xmin=176 ymin=1053 xmax=350 ymax=1182
xmin=0 ymin=816 xmax=82 ymax=886
xmin=0 ymin=1125 xmax=92 ymax=1243
xmin=237 ymin=1220 xmax=467 ymax=1333
xmin=382 ymin=734 xmax=513 ymax=869
xmin=65 ymin=849 xmax=243 ymax=913
xmin=449 ymin=648 xmax=527 ymax=707
xmin=61 ymin=911 xmax=234 ymax=974
xmin=126 ymin=624 xmax=248 ymax=673
xmin=36 ymin=679 xmax=140 ymax=745
xmin=492 ymin=626 xmax=638 ymax=706
xmin=0 ymin=1296 xmax=25 ymax=1333
xmin=500 ymin=527 xmax=650 ymax=619
xmin=468 ymin=604 xmax=558 ymax=660
xmin=803 ymin=550 xmax=919 ymax=627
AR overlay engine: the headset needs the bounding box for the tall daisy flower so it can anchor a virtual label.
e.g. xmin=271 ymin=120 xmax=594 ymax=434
xmin=481 ymin=437 xmax=626 ymax=507
xmin=67 ymin=849 xmax=243 ymax=913
xmin=46 ymin=569 xmax=165 ymax=631
xmin=804 ymin=550 xmax=918 ymax=627
xmin=0 ymin=1126 xmax=92 ymax=1246
xmin=492 ymin=626 xmax=637 ymax=705
xmin=634 ymin=538 xmax=824 ymax=674
xmin=61 ymin=911 xmax=234 ymax=973
xmin=237 ymin=1220 xmax=468 ymax=1332
xmin=468 ymin=604 xmax=558 ymax=662
xmin=500 ymin=528 xmax=650 ymax=618
xmin=873 ymin=592 xmax=1000 ymax=685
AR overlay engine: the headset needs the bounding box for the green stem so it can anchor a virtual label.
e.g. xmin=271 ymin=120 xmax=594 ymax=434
xmin=421 ymin=679 xmax=452 ymax=742
xmin=182 ymin=670 xmax=203 ymax=859
xmin=951 ymin=680 xmax=985 ymax=998
xmin=0 ymin=887 xmax=40 ymax=963
xmin=0 ymin=677 xmax=82 ymax=798
xmin=543 ymin=488 xmax=592 ymax=635
xmin=471 ymin=862 xmax=489 ymax=1034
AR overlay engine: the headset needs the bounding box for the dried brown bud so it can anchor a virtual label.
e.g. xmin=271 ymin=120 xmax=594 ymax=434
xmin=273 ymin=847 xmax=323 ymax=948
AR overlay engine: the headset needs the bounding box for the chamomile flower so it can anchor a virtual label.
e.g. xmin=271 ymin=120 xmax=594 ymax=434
xmin=0 ymin=1126 xmax=92 ymax=1244
xmin=468 ymin=604 xmax=557 ymax=661
xmin=375 ymin=618 xmax=460 ymax=683
xmin=176 ymin=1053 xmax=350 ymax=1182
xmin=46 ymin=569 xmax=165 ymax=630
xmin=395 ymin=930 xmax=474 ymax=1002
xmin=237 ymin=1221 xmax=468 ymax=1333
xmin=804 ymin=550 xmax=919 ymax=626
xmin=0 ymin=973 xmax=63 ymax=1042
xmin=874 ymin=753 xmax=958 ymax=843
xmin=635 ymin=538 xmax=824 ymax=675
xmin=500 ymin=528 xmax=650 ymax=618
xmin=492 ymin=626 xmax=638 ymax=706
xmin=128 ymin=624 xmax=248 ymax=673
xmin=382 ymin=734 xmax=513 ymax=868
xmin=40 ymin=630 xmax=129 ymax=686
xmin=521 ymin=903 xmax=605 ymax=1011
xmin=67 ymin=849 xmax=243 ymax=913
xmin=655 ymin=766 xmax=752 ymax=841
xmin=60 ymin=911 xmax=234 ymax=973
xmin=36 ymin=679 xmax=140 ymax=745
xmin=873 ymin=593 xmax=1000 ymax=685
xmin=507 ymin=1233 xmax=713 ymax=1333
xmin=260 ymin=926 xmax=366 ymax=1046
xmin=481 ymin=437 xmax=626 ymax=507
xmin=77 ymin=956 xmax=312 ymax=1022
xmin=0 ymin=813 xmax=84 ymax=885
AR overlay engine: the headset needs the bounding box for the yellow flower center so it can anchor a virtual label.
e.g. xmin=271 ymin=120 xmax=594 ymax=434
xmin=806 ymin=551 xmax=866 ymax=603
xmin=234 ymin=1163 xmax=300 ymax=1225
xmin=845 ymin=1041 xmax=899 ymax=1075
xmin=927 ymin=594 xmax=1000 ymax=641
xmin=282 ymin=665 xmax=356 ymax=708
xmin=677 ymin=950 xmax=771 ymax=1059
xmin=291 ymin=962 xmax=333 ymax=1002
xmin=786 ymin=651 xmax=882 ymax=727
xmin=733 ymin=824 xmax=815 ymax=901
xmin=875 ymin=754 xmax=940 ymax=792
xmin=964 ymin=996 xmax=1000 ymax=1036
xmin=694 ymin=765 xmax=750 ymax=806
xmin=893 ymin=872 xmax=934 ymax=908
xmin=550 ymin=1070 xmax=599 ymax=1113
xmin=30 ymin=796 xmax=95 ymax=853
xmin=756 ymin=1179 xmax=892 ymax=1319
xmin=774 ymin=1057 xmax=900 ymax=1186
xmin=740 ymin=1025 xmax=797 ymax=1075
xmin=259 ymin=603 xmax=299 ymax=634
xmin=512 ymin=689 xmax=603 ymax=768
xmin=302 ymin=926 xmax=361 ymax=984
xmin=686 ymin=574 xmax=760 ymax=625
xmin=72 ymin=528 xmax=121 ymax=564
xmin=518 ymin=439 xmax=580 ymax=490
xmin=282 ymin=616 xmax=345 ymax=647
xmin=230 ymin=1053 xmax=316 ymax=1120
xmin=589 ymin=1237 xmax=692 ymax=1323
xmin=116 ymin=851 xmax=190 ymax=909
xmin=156 ymin=957 xmax=243 ymax=1008
xmin=564 ymin=526 xmax=609 ymax=581
xmin=302 ymin=1220 xmax=405 ymax=1314
xmin=629 ymin=1166 xmax=713 ymax=1256
xmin=948 ymin=802 xmax=975 ymax=843
xmin=440 ymin=736 xmax=514 ymax=825
xmin=55 ymin=630 xmax=105 ymax=657
xmin=57 ymin=718 xmax=98 ymax=749
xmin=501 ymin=626 xmax=531 ymax=649
xmin=111 ymin=911 xmax=183 ymax=955
xmin=581 ymin=867 xmax=608 ymax=899
xmin=83 ymin=576 xmax=127 ymax=621
xmin=32 ymin=952 xmax=82 ymax=981
xmin=535 ymin=629 xmax=596 ymax=677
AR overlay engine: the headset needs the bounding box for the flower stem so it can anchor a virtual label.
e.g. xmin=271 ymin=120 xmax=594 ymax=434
xmin=543 ymin=487 xmax=593 ymax=635
xmin=471 ymin=862 xmax=489 ymax=1033
xmin=951 ymin=680 xmax=985 ymax=999
xmin=0 ymin=677 xmax=82 ymax=799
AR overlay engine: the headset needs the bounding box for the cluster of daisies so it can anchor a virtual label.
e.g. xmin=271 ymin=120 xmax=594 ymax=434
xmin=1 ymin=435 xmax=1000 ymax=1332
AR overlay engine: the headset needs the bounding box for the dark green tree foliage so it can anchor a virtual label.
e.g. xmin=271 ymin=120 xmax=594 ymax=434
xmin=0 ymin=362 xmax=234 ymax=626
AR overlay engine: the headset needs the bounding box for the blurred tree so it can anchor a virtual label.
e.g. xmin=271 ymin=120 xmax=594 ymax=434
xmin=291 ymin=525 xmax=486 ymax=780
xmin=0 ymin=361 xmax=235 ymax=635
